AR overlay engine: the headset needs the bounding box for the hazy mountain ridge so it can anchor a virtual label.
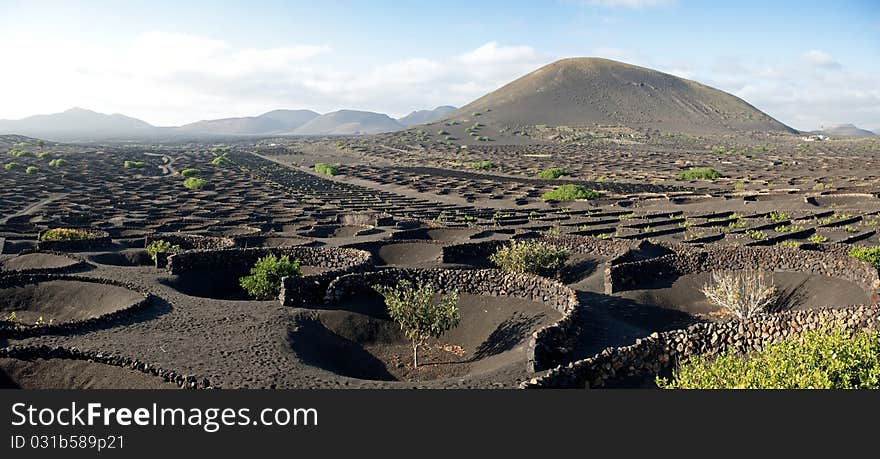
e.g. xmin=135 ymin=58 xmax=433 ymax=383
xmin=814 ymin=123 xmax=876 ymax=138
xmin=397 ymin=106 xmax=458 ymax=127
xmin=292 ymin=110 xmax=405 ymax=135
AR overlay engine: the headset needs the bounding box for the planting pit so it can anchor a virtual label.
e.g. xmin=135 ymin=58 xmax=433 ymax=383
xmin=0 ymin=252 xmax=82 ymax=272
xmin=616 ymin=271 xmax=870 ymax=319
xmin=289 ymin=292 xmax=561 ymax=382
xmin=0 ymin=278 xmax=146 ymax=327
xmin=0 ymin=358 xmax=177 ymax=389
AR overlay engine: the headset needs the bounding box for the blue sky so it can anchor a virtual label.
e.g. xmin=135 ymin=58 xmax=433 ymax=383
xmin=0 ymin=0 xmax=878 ymax=130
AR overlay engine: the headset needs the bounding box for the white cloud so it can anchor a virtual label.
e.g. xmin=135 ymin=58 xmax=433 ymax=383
xmin=802 ymin=49 xmax=842 ymax=69
xmin=0 ymin=36 xmax=552 ymax=125
xmin=0 ymin=32 xmax=874 ymax=131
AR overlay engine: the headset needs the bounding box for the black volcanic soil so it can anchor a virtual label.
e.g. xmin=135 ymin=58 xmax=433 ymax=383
xmin=0 ymin=252 xmax=80 ymax=271
xmin=290 ymin=293 xmax=561 ymax=383
xmin=0 ymin=279 xmax=143 ymax=325
xmin=616 ymin=271 xmax=869 ymax=317
xmin=0 ymin=358 xmax=176 ymax=389
xmin=1 ymin=133 xmax=878 ymax=389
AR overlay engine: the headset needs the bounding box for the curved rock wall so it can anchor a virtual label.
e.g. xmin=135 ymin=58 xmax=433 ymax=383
xmin=167 ymin=246 xmax=372 ymax=276
xmin=0 ymin=274 xmax=153 ymax=338
xmin=322 ymin=268 xmax=580 ymax=372
xmin=36 ymin=229 xmax=113 ymax=252
xmin=607 ymin=245 xmax=880 ymax=302
xmin=523 ymin=305 xmax=880 ymax=388
xmin=0 ymin=345 xmax=211 ymax=389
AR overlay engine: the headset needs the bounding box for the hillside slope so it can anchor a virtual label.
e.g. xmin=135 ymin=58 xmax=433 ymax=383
xmin=450 ymin=57 xmax=794 ymax=136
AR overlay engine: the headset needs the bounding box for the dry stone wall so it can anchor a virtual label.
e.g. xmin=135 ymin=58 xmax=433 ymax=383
xmin=523 ymin=305 xmax=880 ymax=388
xmin=322 ymin=268 xmax=580 ymax=372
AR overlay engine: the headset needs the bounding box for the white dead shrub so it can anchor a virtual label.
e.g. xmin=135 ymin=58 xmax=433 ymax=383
xmin=700 ymin=269 xmax=778 ymax=319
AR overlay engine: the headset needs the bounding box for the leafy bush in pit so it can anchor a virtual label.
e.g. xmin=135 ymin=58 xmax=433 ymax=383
xmin=314 ymin=162 xmax=338 ymax=176
xmin=180 ymin=168 xmax=200 ymax=177
xmin=849 ymin=246 xmax=880 ymax=268
xmin=373 ymin=280 xmax=460 ymax=368
xmin=466 ymin=161 xmax=494 ymax=170
xmin=25 ymin=166 xmax=38 ymax=174
xmin=4 ymin=162 xmax=20 ymax=170
xmin=211 ymin=154 xmax=232 ymax=166
xmin=541 ymin=184 xmax=599 ymax=202
xmin=658 ymin=329 xmax=880 ymax=389
xmin=183 ymin=177 xmax=207 ymax=190
xmin=239 ymin=254 xmax=302 ymax=300
xmin=123 ymin=160 xmax=145 ymax=168
xmin=40 ymin=228 xmax=98 ymax=242
xmin=48 ymin=159 xmax=65 ymax=167
xmin=537 ymin=168 xmax=569 ymax=179
xmin=677 ymin=167 xmax=721 ymax=180
xmin=489 ymin=240 xmax=570 ymax=277
xmin=145 ymin=240 xmax=182 ymax=262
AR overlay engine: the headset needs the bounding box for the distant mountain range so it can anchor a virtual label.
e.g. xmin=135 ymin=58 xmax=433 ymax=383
xmin=397 ymin=106 xmax=457 ymax=127
xmin=0 ymin=105 xmax=458 ymax=141
xmin=813 ymin=123 xmax=877 ymax=138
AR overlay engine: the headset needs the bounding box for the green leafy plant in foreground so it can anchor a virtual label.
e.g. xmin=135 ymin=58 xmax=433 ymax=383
xmin=373 ymin=280 xmax=460 ymax=368
xmin=25 ymin=166 xmax=38 ymax=174
xmin=239 ymin=254 xmax=302 ymax=300
xmin=489 ymin=240 xmax=569 ymax=277
xmin=145 ymin=240 xmax=182 ymax=262
xmin=541 ymin=184 xmax=599 ymax=202
xmin=658 ymin=329 xmax=880 ymax=389
xmin=849 ymin=246 xmax=880 ymax=268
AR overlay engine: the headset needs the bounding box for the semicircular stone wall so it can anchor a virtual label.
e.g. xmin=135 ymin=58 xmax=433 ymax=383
xmin=606 ymin=245 xmax=880 ymax=303
xmin=322 ymin=267 xmax=580 ymax=372
xmin=523 ymin=305 xmax=880 ymax=389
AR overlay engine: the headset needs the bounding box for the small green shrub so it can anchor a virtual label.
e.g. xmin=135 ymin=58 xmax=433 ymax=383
xmin=466 ymin=161 xmax=494 ymax=170
xmin=211 ymin=154 xmax=231 ymax=166
xmin=145 ymin=240 xmax=182 ymax=262
xmin=40 ymin=228 xmax=98 ymax=241
xmin=25 ymin=166 xmax=38 ymax=174
xmin=4 ymin=162 xmax=20 ymax=171
xmin=658 ymin=329 xmax=880 ymax=389
xmin=314 ymin=162 xmax=338 ymax=176
xmin=537 ymin=168 xmax=570 ymax=179
xmin=768 ymin=211 xmax=789 ymax=222
xmin=849 ymin=246 xmax=880 ymax=268
xmin=808 ymin=234 xmax=829 ymax=244
xmin=123 ymin=160 xmax=146 ymax=168
xmin=239 ymin=254 xmax=302 ymax=300
xmin=48 ymin=159 xmax=65 ymax=167
xmin=745 ymin=229 xmax=766 ymax=240
xmin=489 ymin=240 xmax=569 ymax=276
xmin=541 ymin=184 xmax=599 ymax=202
xmin=183 ymin=177 xmax=207 ymax=190
xmin=180 ymin=168 xmax=200 ymax=177
xmin=677 ymin=167 xmax=721 ymax=180
xmin=373 ymin=280 xmax=460 ymax=368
